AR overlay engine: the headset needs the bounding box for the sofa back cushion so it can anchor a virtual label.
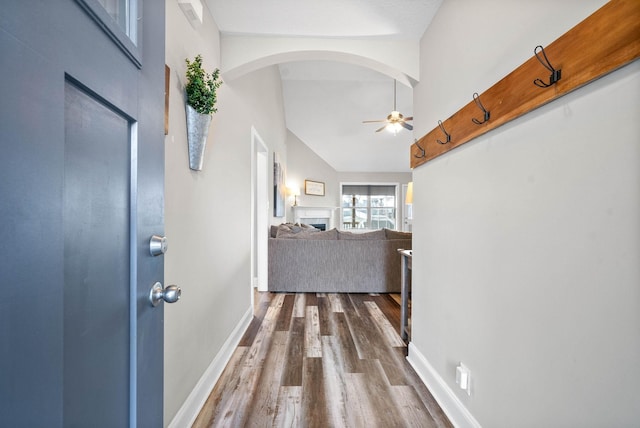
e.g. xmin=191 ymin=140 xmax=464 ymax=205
xmin=384 ymin=228 xmax=412 ymax=240
xmin=298 ymin=228 xmax=338 ymax=240
xmin=337 ymin=229 xmax=386 ymax=240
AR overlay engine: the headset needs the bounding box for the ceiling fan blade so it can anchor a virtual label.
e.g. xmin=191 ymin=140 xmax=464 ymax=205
xmin=404 ymin=116 xmax=413 ymax=121
xmin=375 ymin=125 xmax=387 ymax=132
xmin=401 ymin=122 xmax=413 ymax=131
xmin=362 ymin=119 xmax=386 ymax=123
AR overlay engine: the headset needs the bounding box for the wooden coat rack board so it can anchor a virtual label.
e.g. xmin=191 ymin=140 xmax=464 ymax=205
xmin=410 ymin=0 xmax=640 ymax=169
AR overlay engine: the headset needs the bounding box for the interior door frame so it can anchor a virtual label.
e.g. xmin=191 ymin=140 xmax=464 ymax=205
xmin=251 ymin=127 xmax=269 ymax=300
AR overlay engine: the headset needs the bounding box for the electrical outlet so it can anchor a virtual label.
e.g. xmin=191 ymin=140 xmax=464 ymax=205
xmin=456 ymin=363 xmax=471 ymax=396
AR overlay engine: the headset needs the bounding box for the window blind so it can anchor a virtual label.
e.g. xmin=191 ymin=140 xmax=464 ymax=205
xmin=342 ymin=185 xmax=395 ymax=196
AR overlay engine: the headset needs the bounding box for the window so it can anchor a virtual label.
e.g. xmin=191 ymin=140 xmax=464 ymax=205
xmin=341 ymin=184 xmax=397 ymax=230
xmin=76 ymin=0 xmax=141 ymax=67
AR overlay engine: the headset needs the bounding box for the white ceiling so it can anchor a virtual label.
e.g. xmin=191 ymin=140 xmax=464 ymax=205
xmin=207 ymin=0 xmax=443 ymax=172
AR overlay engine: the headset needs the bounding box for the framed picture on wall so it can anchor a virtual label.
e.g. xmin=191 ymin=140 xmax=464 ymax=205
xmin=273 ymin=153 xmax=285 ymax=217
xmin=304 ymin=180 xmax=325 ymax=196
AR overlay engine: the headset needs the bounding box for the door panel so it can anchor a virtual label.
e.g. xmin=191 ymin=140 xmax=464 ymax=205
xmin=63 ymin=81 xmax=131 ymax=427
xmin=0 ymin=1 xmax=165 ymax=426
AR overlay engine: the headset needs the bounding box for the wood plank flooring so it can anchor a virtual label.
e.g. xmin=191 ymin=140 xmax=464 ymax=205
xmin=193 ymin=292 xmax=452 ymax=428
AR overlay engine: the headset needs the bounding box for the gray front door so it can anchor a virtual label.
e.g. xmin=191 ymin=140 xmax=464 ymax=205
xmin=0 ymin=1 xmax=166 ymax=426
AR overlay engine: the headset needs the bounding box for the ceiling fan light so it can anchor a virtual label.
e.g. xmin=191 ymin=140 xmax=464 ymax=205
xmin=365 ymin=79 xmax=412 ymax=134
xmin=386 ymin=122 xmax=403 ymax=134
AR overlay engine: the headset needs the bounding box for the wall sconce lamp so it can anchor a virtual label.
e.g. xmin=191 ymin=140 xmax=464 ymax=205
xmin=405 ymin=182 xmax=413 ymax=221
xmin=405 ymin=182 xmax=413 ymax=205
xmin=288 ymin=186 xmax=301 ymax=206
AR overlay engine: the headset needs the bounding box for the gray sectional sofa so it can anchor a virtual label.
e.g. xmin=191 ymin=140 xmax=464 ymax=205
xmin=268 ymin=224 xmax=412 ymax=293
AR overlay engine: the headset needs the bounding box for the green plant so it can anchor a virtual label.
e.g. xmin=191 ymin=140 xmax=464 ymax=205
xmin=185 ymin=55 xmax=222 ymax=115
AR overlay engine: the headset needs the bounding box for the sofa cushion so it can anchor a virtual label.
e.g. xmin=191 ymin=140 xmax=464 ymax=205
xmin=384 ymin=228 xmax=412 ymax=240
xmin=337 ymin=229 xmax=386 ymax=240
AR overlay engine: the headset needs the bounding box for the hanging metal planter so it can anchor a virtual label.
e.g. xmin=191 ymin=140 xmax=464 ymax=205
xmin=184 ymin=55 xmax=222 ymax=171
xmin=185 ymin=104 xmax=212 ymax=171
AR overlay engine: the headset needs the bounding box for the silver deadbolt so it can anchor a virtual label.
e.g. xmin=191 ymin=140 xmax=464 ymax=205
xmin=149 ymin=282 xmax=181 ymax=307
xmin=150 ymin=235 xmax=168 ymax=256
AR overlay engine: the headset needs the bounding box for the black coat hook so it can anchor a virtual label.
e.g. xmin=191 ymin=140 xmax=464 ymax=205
xmin=471 ymin=92 xmax=490 ymax=125
xmin=533 ymin=45 xmax=561 ymax=88
xmin=437 ymin=120 xmax=451 ymax=145
xmin=414 ymin=139 xmax=426 ymax=159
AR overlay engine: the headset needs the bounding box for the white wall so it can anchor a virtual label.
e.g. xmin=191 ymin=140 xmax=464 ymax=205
xmin=164 ymin=2 xmax=287 ymax=425
xmin=410 ymin=1 xmax=640 ymax=427
xmin=285 ymin=130 xmax=340 ymax=215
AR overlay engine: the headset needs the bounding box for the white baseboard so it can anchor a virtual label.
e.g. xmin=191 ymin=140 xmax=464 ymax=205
xmin=167 ymin=306 xmax=253 ymax=428
xmin=406 ymin=342 xmax=482 ymax=428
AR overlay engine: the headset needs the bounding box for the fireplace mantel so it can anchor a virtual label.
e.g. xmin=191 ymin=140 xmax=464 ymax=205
xmin=292 ymin=206 xmax=339 ymax=230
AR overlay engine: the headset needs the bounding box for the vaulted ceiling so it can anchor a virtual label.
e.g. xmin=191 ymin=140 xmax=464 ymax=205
xmin=207 ymin=0 xmax=443 ymax=172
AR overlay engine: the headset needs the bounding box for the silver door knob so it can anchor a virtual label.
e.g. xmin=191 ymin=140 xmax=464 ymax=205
xmin=149 ymin=282 xmax=181 ymax=307
xmin=150 ymin=235 xmax=168 ymax=256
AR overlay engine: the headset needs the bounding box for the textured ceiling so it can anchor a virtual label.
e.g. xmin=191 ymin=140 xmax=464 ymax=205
xmin=207 ymin=0 xmax=443 ymax=172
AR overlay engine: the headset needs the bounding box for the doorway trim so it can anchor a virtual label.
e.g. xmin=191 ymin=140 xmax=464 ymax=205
xmin=251 ymin=127 xmax=269 ymax=300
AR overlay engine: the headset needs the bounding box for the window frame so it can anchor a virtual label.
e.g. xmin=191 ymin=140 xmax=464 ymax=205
xmin=75 ymin=0 xmax=142 ymax=68
xmin=339 ymin=182 xmax=400 ymax=231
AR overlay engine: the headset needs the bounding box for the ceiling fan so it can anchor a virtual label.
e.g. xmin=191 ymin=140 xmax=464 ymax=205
xmin=363 ymin=79 xmax=413 ymax=133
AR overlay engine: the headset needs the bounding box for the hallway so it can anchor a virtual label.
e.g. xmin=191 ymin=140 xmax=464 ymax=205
xmin=193 ymin=292 xmax=452 ymax=427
